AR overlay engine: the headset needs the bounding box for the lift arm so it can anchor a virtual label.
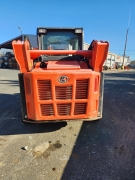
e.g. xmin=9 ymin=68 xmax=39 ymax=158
xmin=12 ymin=40 xmax=109 ymax=73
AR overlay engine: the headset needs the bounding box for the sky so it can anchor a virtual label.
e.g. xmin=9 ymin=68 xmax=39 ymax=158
xmin=0 ymin=0 xmax=135 ymax=60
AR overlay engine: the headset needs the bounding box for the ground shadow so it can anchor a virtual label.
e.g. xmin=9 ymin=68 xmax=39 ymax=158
xmin=0 ymin=93 xmax=67 ymax=135
xmin=0 ymin=79 xmax=19 ymax=86
xmin=104 ymin=70 xmax=135 ymax=79
xmin=61 ymin=71 xmax=135 ymax=180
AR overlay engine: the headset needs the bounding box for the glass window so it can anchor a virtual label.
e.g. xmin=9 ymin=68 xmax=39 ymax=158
xmin=42 ymin=32 xmax=80 ymax=50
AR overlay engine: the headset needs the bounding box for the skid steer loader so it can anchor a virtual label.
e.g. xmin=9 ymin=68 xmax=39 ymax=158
xmin=12 ymin=27 xmax=109 ymax=123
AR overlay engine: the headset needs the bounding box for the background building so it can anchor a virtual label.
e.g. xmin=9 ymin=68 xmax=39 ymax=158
xmin=104 ymin=52 xmax=130 ymax=68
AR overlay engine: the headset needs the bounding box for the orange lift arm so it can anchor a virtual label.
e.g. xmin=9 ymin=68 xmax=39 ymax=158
xmin=12 ymin=40 xmax=109 ymax=73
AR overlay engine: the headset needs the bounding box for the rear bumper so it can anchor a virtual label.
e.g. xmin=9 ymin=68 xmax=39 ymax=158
xmin=23 ymin=115 xmax=102 ymax=123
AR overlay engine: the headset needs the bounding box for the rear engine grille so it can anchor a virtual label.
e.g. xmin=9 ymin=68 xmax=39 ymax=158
xmin=37 ymin=80 xmax=52 ymax=100
xmin=75 ymin=79 xmax=88 ymax=99
xmin=40 ymin=104 xmax=54 ymax=116
xmin=74 ymin=103 xmax=87 ymax=115
xmin=57 ymin=103 xmax=71 ymax=116
xmin=55 ymin=86 xmax=72 ymax=100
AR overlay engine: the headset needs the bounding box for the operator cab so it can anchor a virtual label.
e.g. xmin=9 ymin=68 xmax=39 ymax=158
xmin=37 ymin=27 xmax=84 ymax=60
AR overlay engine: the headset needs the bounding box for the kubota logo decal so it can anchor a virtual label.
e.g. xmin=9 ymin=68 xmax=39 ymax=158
xmin=58 ymin=76 xmax=69 ymax=83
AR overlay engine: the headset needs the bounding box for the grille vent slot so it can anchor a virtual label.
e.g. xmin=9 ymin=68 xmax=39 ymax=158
xmin=25 ymin=77 xmax=31 ymax=94
xmin=57 ymin=103 xmax=71 ymax=116
xmin=75 ymin=79 xmax=89 ymax=99
xmin=40 ymin=104 xmax=54 ymax=116
xmin=74 ymin=103 xmax=87 ymax=115
xmin=37 ymin=80 xmax=52 ymax=100
xmin=55 ymin=86 xmax=72 ymax=100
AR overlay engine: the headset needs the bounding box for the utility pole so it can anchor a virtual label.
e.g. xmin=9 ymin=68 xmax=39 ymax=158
xmin=18 ymin=26 xmax=22 ymax=41
xmin=123 ymin=12 xmax=131 ymax=64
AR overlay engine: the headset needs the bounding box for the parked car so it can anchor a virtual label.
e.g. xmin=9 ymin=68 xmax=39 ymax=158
xmin=103 ymin=65 xmax=108 ymax=70
xmin=115 ymin=62 xmax=122 ymax=69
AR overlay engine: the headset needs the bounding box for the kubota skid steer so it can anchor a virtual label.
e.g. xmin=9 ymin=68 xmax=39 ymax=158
xmin=12 ymin=27 xmax=109 ymax=123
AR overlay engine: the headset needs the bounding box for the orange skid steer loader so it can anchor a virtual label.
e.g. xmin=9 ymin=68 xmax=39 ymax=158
xmin=12 ymin=27 xmax=109 ymax=123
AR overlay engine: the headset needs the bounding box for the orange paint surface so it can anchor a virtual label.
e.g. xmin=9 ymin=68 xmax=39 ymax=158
xmin=12 ymin=40 xmax=109 ymax=121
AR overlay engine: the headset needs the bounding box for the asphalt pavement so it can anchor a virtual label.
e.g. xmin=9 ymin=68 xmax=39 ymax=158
xmin=0 ymin=69 xmax=135 ymax=180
